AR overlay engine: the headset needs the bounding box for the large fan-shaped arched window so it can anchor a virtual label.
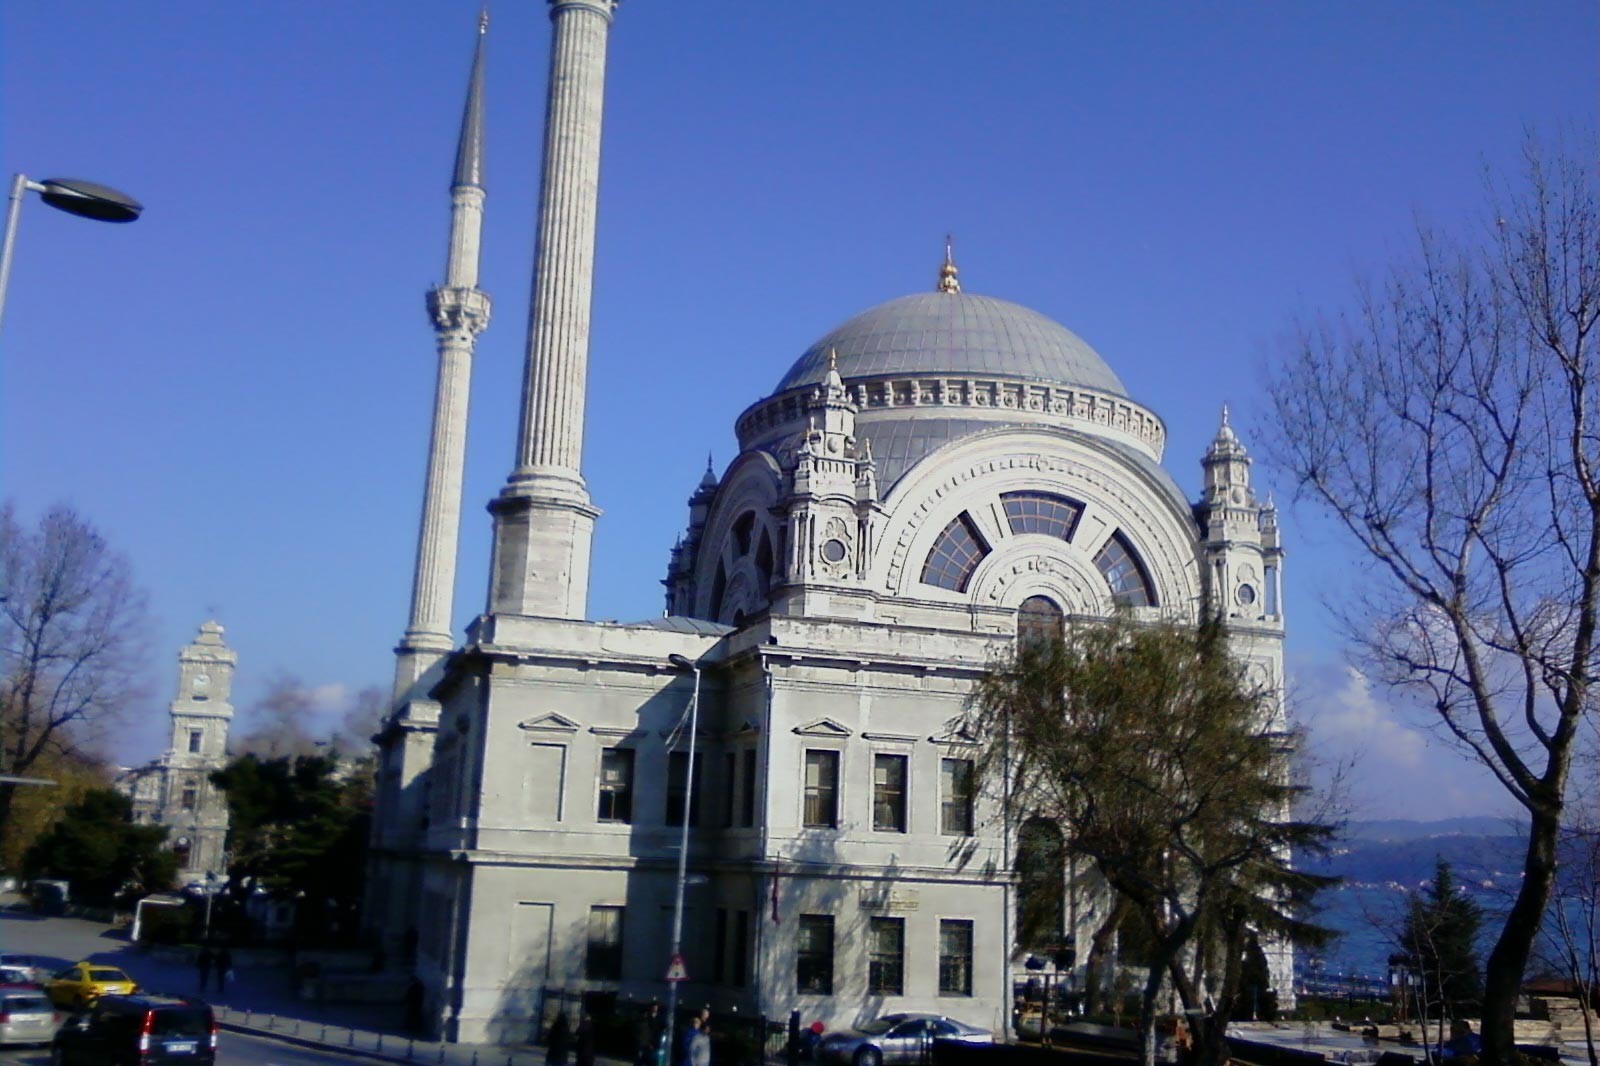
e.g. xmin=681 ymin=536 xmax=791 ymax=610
xmin=1002 ymin=492 xmax=1082 ymax=541
xmin=921 ymin=512 xmax=990 ymax=592
xmin=1094 ymin=531 xmax=1156 ymax=607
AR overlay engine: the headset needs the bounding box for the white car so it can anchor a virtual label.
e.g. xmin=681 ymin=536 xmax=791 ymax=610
xmin=0 ymin=956 xmax=49 ymax=985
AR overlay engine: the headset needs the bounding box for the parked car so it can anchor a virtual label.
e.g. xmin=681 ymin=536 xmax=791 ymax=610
xmin=52 ymin=993 xmax=216 ymax=1065
xmin=0 ymin=986 xmax=57 ymax=1046
xmin=44 ymin=962 xmax=137 ymax=1010
xmin=0 ymin=954 xmax=49 ymax=984
xmin=817 ymin=1013 xmax=995 ymax=1066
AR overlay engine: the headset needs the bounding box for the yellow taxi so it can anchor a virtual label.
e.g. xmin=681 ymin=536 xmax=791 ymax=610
xmin=45 ymin=962 xmax=137 ymax=1009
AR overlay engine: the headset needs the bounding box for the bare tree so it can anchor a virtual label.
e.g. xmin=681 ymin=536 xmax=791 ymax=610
xmin=1264 ymin=139 xmax=1599 ymax=1063
xmin=0 ymin=503 xmax=149 ymax=841
xmin=236 ymin=673 xmax=322 ymax=759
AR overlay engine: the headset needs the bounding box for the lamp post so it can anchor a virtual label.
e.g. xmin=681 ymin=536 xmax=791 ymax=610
xmin=0 ymin=174 xmax=143 ymax=338
xmin=663 ymin=652 xmax=702 ymax=1066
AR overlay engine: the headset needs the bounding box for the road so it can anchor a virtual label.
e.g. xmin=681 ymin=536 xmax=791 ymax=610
xmin=1 ymin=1028 xmax=400 ymax=1065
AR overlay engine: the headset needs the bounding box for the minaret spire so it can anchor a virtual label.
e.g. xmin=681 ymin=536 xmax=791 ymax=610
xmin=487 ymin=0 xmax=618 ymax=620
xmin=395 ymin=12 xmax=494 ymax=694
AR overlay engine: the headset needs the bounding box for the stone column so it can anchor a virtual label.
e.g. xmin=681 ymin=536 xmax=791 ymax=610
xmin=487 ymin=0 xmax=615 ymax=620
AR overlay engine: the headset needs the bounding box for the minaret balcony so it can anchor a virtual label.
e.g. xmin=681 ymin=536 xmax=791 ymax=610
xmin=427 ymin=287 xmax=492 ymax=335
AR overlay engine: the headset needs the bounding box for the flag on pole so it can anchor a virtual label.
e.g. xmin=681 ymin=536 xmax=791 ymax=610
xmin=770 ymin=861 xmax=781 ymax=925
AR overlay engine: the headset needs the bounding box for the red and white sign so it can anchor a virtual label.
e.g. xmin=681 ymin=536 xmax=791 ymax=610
xmin=665 ymin=954 xmax=688 ymax=982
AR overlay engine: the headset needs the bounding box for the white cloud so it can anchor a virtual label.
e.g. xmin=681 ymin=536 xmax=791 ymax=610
xmin=1305 ymin=664 xmax=1427 ymax=769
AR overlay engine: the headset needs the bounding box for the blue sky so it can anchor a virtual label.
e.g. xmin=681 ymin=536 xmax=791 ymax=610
xmin=3 ymin=2 xmax=1594 ymax=818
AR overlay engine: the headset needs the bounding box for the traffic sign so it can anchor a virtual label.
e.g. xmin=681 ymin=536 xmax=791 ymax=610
xmin=665 ymin=953 xmax=688 ymax=982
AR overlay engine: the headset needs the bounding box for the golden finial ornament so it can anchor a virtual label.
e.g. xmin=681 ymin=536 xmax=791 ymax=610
xmin=478 ymin=5 xmax=489 ymax=33
xmin=937 ymin=234 xmax=961 ymax=294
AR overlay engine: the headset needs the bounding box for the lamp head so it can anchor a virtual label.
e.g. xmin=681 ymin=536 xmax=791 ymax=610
xmin=667 ymin=653 xmax=695 ymax=671
xmin=38 ymin=178 xmax=143 ymax=223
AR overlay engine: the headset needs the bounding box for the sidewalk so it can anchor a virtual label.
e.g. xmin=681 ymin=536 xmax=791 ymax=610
xmin=0 ymin=896 xmax=629 ymax=1066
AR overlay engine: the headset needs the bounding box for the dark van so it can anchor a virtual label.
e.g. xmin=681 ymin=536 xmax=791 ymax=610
xmin=52 ymin=993 xmax=216 ymax=1064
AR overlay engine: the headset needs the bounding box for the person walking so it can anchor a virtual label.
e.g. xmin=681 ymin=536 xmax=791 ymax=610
xmin=194 ymin=946 xmax=214 ymax=994
xmin=676 ymin=1015 xmax=701 ymax=1066
xmin=635 ymin=1003 xmax=662 ymax=1066
xmin=690 ymin=1020 xmax=711 ymax=1066
xmin=547 ymin=1011 xmax=572 ymax=1066
xmin=214 ymin=947 xmax=233 ymax=994
xmin=575 ymin=1012 xmax=596 ymax=1066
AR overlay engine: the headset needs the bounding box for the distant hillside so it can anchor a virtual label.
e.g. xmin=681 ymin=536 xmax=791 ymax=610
xmin=1303 ymin=817 xmax=1528 ymax=890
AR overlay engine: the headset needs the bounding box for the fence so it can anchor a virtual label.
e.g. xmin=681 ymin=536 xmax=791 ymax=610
xmin=534 ymin=990 xmax=788 ymax=1066
xmin=213 ymin=1004 xmax=544 ymax=1065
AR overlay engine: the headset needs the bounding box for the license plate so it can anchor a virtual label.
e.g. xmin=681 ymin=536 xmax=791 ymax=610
xmin=165 ymin=1041 xmax=197 ymax=1054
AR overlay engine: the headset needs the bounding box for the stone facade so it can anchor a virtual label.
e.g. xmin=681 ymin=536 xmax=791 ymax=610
xmin=368 ymin=1 xmax=1294 ymax=1046
xmin=118 ymin=621 xmax=236 ymax=882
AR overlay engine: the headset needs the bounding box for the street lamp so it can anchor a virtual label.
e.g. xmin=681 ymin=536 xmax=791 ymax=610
xmin=0 ymin=174 xmax=144 ymax=337
xmin=663 ymin=652 xmax=702 ymax=1065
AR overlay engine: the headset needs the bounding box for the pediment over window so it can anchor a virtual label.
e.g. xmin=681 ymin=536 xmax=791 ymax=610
xmin=517 ymin=712 xmax=581 ymax=734
xmin=724 ymin=718 xmax=762 ymax=738
xmin=793 ymin=718 xmax=853 ymax=738
xmin=929 ymin=725 xmax=981 ymax=748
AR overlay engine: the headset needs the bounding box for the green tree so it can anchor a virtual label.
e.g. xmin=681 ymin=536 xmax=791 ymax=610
xmin=965 ymin=616 xmax=1333 ymax=1066
xmin=1399 ymin=861 xmax=1484 ymax=1050
xmin=22 ymin=788 xmax=177 ymax=905
xmin=211 ymin=753 xmax=369 ymax=938
xmin=1264 ymin=139 xmax=1598 ymax=1063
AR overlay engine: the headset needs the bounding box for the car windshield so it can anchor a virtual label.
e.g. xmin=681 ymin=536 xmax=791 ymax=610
xmin=88 ymin=969 xmax=128 ymax=982
xmin=149 ymin=1009 xmax=210 ymax=1037
xmin=1 ymin=994 xmax=49 ymax=1011
xmin=855 ymin=1017 xmax=905 ymax=1036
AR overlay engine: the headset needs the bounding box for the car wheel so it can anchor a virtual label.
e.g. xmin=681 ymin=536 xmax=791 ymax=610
xmin=854 ymin=1048 xmax=882 ymax=1066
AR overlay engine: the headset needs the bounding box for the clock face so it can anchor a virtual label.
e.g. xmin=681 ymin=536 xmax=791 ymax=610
xmin=1236 ymin=583 xmax=1258 ymax=606
xmin=194 ymin=673 xmax=210 ymax=689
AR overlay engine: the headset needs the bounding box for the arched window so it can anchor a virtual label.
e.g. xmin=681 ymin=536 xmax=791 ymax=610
xmin=1017 ymin=818 xmax=1066 ymax=951
xmin=1002 ymin=491 xmax=1082 ymax=541
xmin=709 ymin=562 xmax=728 ymax=620
xmin=1017 ymin=595 xmax=1064 ymax=647
xmin=921 ymin=512 xmax=990 ymax=592
xmin=755 ymin=529 xmax=774 ymax=588
xmin=1094 ymin=531 xmax=1156 ymax=607
xmin=731 ymin=512 xmax=756 ymax=557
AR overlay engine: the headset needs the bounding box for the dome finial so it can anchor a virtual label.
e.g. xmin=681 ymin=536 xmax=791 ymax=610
xmin=937 ymin=234 xmax=961 ymax=294
xmin=478 ymin=4 xmax=489 ymax=34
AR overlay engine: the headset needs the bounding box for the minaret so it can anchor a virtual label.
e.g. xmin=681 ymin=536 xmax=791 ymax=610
xmin=486 ymin=0 xmax=617 ymax=620
xmin=395 ymin=10 xmax=492 ymax=695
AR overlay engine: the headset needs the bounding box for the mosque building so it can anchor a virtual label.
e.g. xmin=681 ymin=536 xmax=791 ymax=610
xmin=366 ymin=1 xmax=1290 ymax=1043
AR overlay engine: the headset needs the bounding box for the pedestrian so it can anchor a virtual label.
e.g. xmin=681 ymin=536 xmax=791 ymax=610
xmin=195 ymin=946 xmax=214 ymax=994
xmin=575 ymin=1012 xmax=596 ymax=1066
xmin=690 ymin=1020 xmax=711 ymax=1066
xmin=676 ymin=1015 xmax=701 ymax=1066
xmin=214 ymin=947 xmax=233 ymax=994
xmin=404 ymin=977 xmax=426 ymax=1035
xmin=635 ymin=1003 xmax=662 ymax=1066
xmin=547 ymin=1011 xmax=572 ymax=1066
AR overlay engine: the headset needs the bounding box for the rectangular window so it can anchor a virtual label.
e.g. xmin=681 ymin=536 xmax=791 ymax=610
xmin=872 ymin=754 xmax=908 ymax=832
xmin=180 ymin=785 xmax=197 ymax=811
xmin=713 ymin=908 xmax=728 ymax=983
xmin=796 ymin=914 xmax=834 ymax=994
xmin=524 ymin=743 xmax=566 ymax=821
xmin=732 ymin=910 xmax=750 ymax=987
xmin=187 ymin=730 xmax=203 ymax=754
xmin=585 ymin=906 xmax=624 ymax=980
xmin=868 ymin=917 xmax=905 ymax=995
xmin=938 ymin=920 xmax=974 ymax=996
xmin=941 ymin=758 xmax=975 ymax=835
xmin=597 ymin=748 xmax=634 ymax=823
xmin=722 ymin=752 xmax=737 ymax=828
xmin=740 ymin=749 xmax=757 ymax=827
xmin=666 ymin=751 xmax=702 ymax=827
xmin=803 ymin=750 xmax=839 ymax=829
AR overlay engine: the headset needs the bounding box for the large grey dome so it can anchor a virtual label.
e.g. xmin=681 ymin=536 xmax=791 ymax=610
xmin=775 ymin=292 xmax=1127 ymax=397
